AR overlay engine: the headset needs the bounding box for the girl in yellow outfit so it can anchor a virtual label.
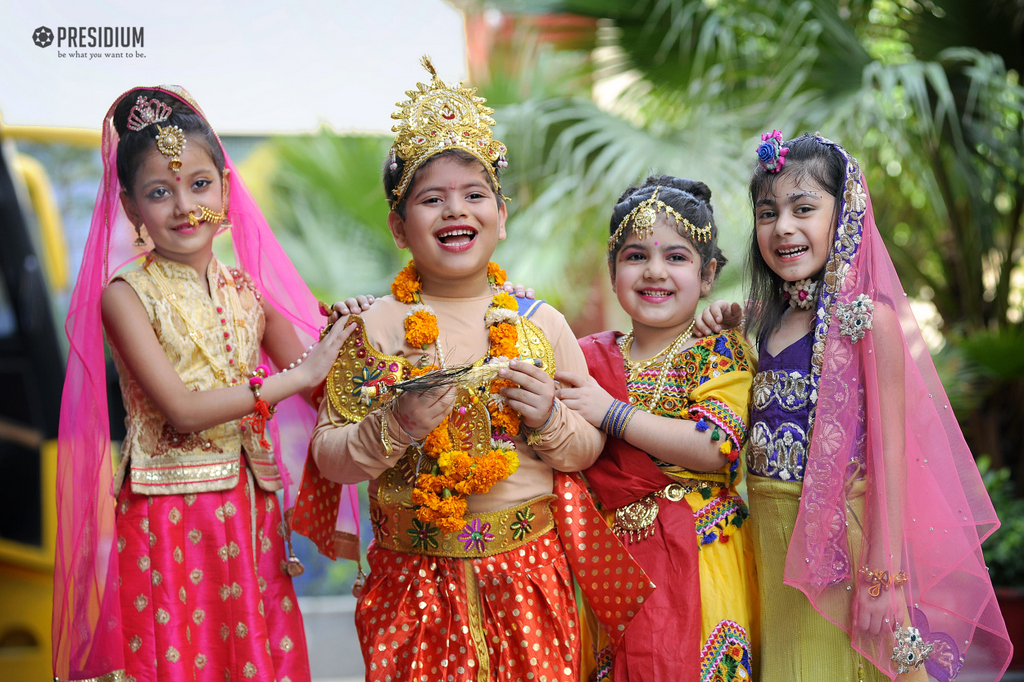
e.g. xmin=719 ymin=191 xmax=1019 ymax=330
xmin=558 ymin=175 xmax=758 ymax=682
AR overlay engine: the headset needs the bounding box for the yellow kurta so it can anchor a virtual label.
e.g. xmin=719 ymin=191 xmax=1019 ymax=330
xmin=583 ymin=330 xmax=760 ymax=682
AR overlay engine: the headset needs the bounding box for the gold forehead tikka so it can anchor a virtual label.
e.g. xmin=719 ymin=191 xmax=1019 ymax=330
xmin=607 ymin=186 xmax=712 ymax=252
xmin=388 ymin=56 xmax=508 ymax=208
xmin=154 ymin=124 xmax=185 ymax=172
xmin=125 ymin=95 xmax=185 ymax=172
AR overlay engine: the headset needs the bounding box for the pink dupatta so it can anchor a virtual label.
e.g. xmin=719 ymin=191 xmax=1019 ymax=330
xmin=784 ymin=136 xmax=1012 ymax=679
xmin=52 ymin=86 xmax=360 ymax=680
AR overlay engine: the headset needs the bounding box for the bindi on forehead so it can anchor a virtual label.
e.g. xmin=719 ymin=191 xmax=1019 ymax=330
xmin=787 ymin=190 xmax=820 ymax=198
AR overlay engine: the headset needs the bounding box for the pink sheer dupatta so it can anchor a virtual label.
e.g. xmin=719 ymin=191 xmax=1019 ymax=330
xmin=783 ymin=137 xmax=1012 ymax=680
xmin=52 ymin=86 xmax=360 ymax=680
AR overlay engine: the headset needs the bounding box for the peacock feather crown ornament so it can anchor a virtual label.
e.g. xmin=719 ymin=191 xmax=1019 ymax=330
xmin=388 ymin=56 xmax=508 ymax=208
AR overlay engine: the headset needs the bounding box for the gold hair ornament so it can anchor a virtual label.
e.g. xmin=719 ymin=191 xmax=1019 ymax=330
xmin=187 ymin=168 xmax=232 ymax=227
xmin=607 ymin=186 xmax=713 ymax=251
xmin=155 ymin=124 xmax=186 ymax=172
xmin=126 ymin=95 xmax=172 ymax=132
xmin=388 ymin=56 xmax=508 ymax=208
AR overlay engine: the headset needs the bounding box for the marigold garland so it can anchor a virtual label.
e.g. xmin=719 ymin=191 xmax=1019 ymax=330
xmin=405 ymin=308 xmax=440 ymax=349
xmin=390 ymin=260 xmax=526 ymax=532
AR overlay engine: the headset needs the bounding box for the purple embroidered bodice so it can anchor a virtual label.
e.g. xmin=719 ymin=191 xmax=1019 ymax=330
xmin=747 ymin=332 xmax=814 ymax=481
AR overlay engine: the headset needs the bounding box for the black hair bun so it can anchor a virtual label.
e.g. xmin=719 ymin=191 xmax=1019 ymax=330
xmin=641 ymin=174 xmax=712 ymax=206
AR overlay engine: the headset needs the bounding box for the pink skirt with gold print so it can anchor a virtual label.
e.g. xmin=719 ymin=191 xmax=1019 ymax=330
xmin=116 ymin=462 xmax=310 ymax=682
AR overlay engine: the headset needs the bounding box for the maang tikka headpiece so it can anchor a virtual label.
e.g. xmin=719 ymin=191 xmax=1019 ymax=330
xmin=607 ymin=186 xmax=713 ymax=252
xmin=388 ymin=56 xmax=508 ymax=208
xmin=126 ymin=94 xmax=185 ymax=171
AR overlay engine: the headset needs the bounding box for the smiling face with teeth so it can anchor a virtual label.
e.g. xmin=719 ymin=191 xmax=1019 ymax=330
xmin=612 ymin=216 xmax=716 ymax=345
xmin=387 ymin=154 xmax=507 ymax=296
xmin=754 ymin=172 xmax=836 ymax=284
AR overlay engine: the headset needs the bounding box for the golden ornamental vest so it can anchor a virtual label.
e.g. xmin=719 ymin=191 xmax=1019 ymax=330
xmin=111 ymin=254 xmax=280 ymax=495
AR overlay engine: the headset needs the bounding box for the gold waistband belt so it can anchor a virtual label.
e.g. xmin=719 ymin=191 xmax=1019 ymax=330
xmin=371 ymin=494 xmax=556 ymax=558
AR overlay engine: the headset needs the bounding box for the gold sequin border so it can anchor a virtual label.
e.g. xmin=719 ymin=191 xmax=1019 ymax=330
xmin=325 ymin=315 xmax=413 ymax=425
xmin=463 ymin=561 xmax=491 ymax=682
xmin=55 ymin=670 xmax=127 ymax=682
xmin=372 ymin=494 xmax=556 ymax=558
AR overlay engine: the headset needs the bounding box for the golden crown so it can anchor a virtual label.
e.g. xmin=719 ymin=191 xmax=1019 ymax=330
xmin=388 ymin=57 xmax=507 ymax=208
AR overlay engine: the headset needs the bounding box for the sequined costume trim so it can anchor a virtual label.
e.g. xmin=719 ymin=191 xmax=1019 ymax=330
xmin=130 ymin=457 xmax=242 ymax=492
xmin=699 ymin=620 xmax=752 ymax=682
xmin=747 ymin=420 xmax=807 ymax=481
xmin=464 ymin=561 xmax=491 ymax=682
xmin=693 ymin=491 xmax=749 ymax=547
xmin=751 ymin=370 xmax=815 ymax=412
xmin=371 ymin=494 xmax=556 ymax=558
xmin=688 ymin=398 xmax=745 ymax=449
xmin=55 ymin=670 xmax=127 ymax=682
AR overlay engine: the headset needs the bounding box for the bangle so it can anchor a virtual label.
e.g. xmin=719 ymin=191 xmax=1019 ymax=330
xmin=858 ymin=566 xmax=908 ymax=598
xmin=527 ymin=401 xmax=559 ymax=447
xmin=241 ymin=365 xmax=275 ymax=449
xmin=248 ymin=364 xmax=270 ymax=400
xmin=600 ymin=400 xmax=639 ymax=439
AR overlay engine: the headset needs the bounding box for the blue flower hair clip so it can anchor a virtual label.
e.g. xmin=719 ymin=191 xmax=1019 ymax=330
xmin=757 ymin=129 xmax=789 ymax=173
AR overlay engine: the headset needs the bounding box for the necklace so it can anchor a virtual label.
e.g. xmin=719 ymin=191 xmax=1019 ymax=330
xmin=618 ymin=319 xmax=696 ymax=411
xmin=783 ymin=278 xmax=818 ymax=309
xmin=146 ymin=257 xmax=250 ymax=384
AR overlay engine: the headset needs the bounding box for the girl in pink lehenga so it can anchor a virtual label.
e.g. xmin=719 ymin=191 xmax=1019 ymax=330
xmin=52 ymin=86 xmax=366 ymax=682
xmin=698 ymin=132 xmax=1012 ymax=680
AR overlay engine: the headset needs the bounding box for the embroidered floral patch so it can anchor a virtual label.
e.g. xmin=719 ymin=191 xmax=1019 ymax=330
xmin=510 ymin=507 xmax=535 ymax=541
xmin=458 ymin=518 xmax=494 ymax=552
xmin=836 ymin=294 xmax=874 ymax=343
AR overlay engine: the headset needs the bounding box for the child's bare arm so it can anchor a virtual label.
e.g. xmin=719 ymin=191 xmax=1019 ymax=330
xmin=853 ymin=303 xmax=907 ymax=634
xmin=102 ymin=280 xmax=355 ymax=434
xmin=694 ymin=300 xmax=743 ymax=337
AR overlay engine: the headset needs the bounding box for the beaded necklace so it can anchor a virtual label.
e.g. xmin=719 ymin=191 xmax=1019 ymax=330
xmin=618 ymin=319 xmax=696 ymax=411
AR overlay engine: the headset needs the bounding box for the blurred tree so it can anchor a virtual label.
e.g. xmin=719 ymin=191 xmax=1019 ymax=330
xmin=254 ymin=0 xmax=1024 ymax=480
xmin=463 ymin=0 xmax=1024 ymax=477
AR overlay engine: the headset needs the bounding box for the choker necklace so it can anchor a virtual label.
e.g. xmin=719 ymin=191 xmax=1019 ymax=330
xmin=618 ymin=319 xmax=696 ymax=410
xmin=783 ymin=278 xmax=818 ymax=310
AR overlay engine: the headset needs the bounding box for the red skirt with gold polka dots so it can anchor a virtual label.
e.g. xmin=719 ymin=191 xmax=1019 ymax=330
xmin=357 ymin=529 xmax=580 ymax=682
xmin=115 ymin=464 xmax=310 ymax=682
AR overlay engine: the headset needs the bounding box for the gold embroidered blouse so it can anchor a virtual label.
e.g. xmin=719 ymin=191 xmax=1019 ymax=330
xmin=111 ymin=253 xmax=280 ymax=495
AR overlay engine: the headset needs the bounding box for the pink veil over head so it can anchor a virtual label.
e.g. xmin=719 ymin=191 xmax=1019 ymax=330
xmin=783 ymin=136 xmax=1012 ymax=680
xmin=52 ymin=85 xmax=360 ymax=680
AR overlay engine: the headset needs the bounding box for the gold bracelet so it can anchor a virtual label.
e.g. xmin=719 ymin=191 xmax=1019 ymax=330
xmin=858 ymin=566 xmax=908 ymax=598
xmin=380 ymin=409 xmax=395 ymax=459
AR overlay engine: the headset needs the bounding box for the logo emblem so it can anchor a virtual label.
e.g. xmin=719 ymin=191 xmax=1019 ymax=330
xmin=33 ymin=26 xmax=54 ymax=48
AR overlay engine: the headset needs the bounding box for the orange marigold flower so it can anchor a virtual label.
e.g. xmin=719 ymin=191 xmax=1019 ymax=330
xmin=391 ymin=261 xmax=422 ymax=303
xmin=411 ymin=488 xmax=441 ymax=509
xmin=488 ymin=403 xmax=521 ymax=436
xmin=489 ymin=378 xmax=516 ymax=395
xmin=492 ymin=292 xmax=518 ymax=311
xmin=436 ymin=496 xmax=467 ymax=520
xmin=438 ymin=450 xmax=472 ymax=479
xmin=487 ymin=262 xmax=507 ymax=286
xmin=488 ymin=323 xmax=519 ymax=359
xmin=494 ymin=448 xmax=519 ymax=476
xmin=405 ymin=310 xmax=439 ymax=349
xmin=423 ymin=419 xmax=452 ymax=456
xmin=409 ymin=364 xmax=439 ymax=379
xmin=435 ymin=514 xmax=465 ymax=534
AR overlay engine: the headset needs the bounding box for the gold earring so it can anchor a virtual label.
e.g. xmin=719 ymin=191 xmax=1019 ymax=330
xmin=133 ymin=225 xmax=146 ymax=247
xmin=220 ymin=168 xmax=232 ymax=228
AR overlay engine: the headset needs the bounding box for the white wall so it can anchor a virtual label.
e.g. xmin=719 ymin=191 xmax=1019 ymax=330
xmin=0 ymin=0 xmax=466 ymax=133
